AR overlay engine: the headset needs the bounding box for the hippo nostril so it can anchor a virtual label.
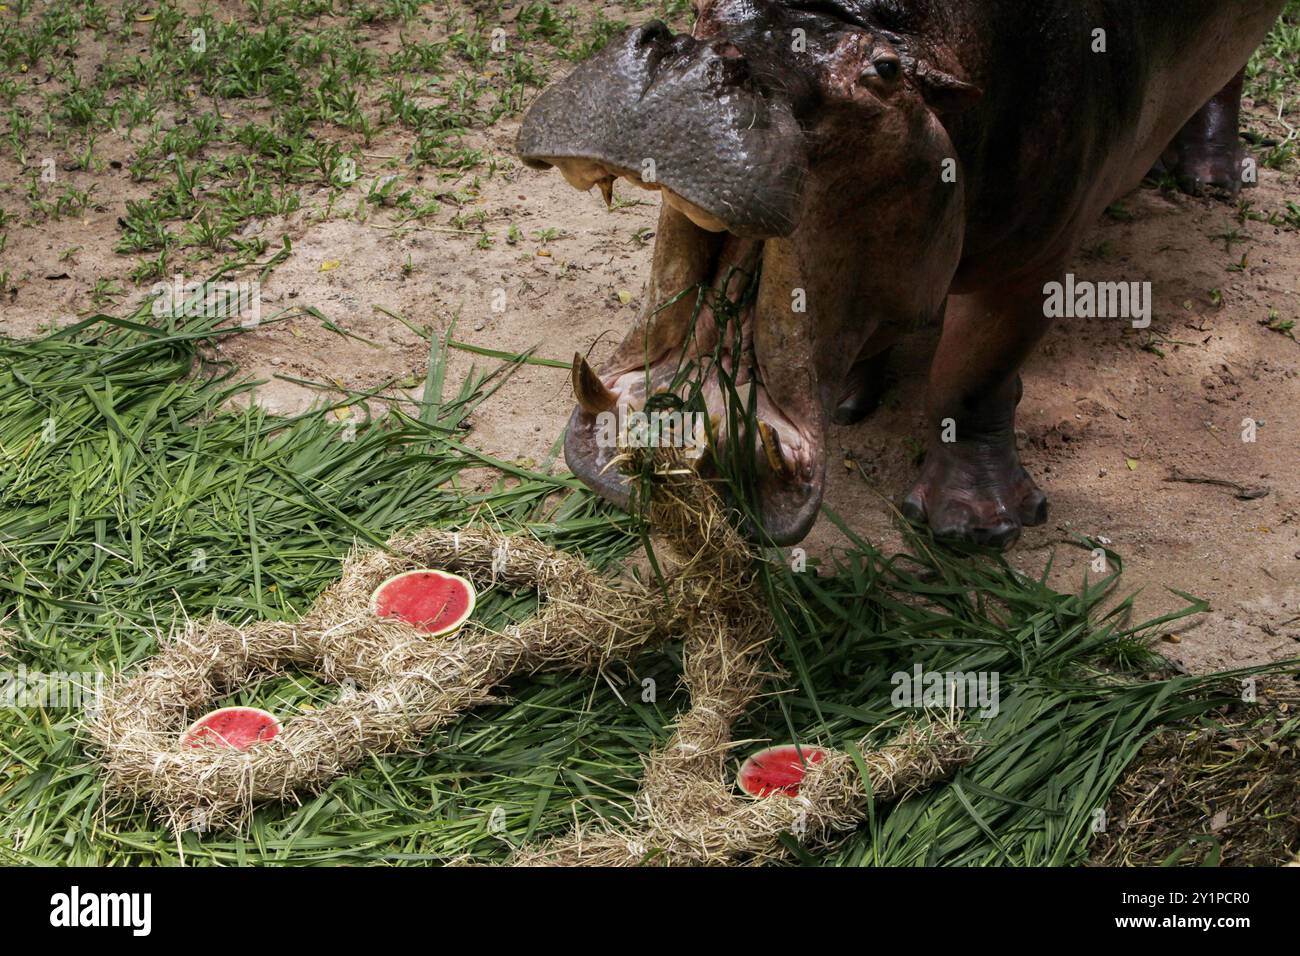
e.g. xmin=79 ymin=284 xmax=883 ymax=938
xmin=705 ymin=52 xmax=750 ymax=87
xmin=669 ymin=34 xmax=696 ymax=55
xmin=634 ymin=20 xmax=673 ymax=48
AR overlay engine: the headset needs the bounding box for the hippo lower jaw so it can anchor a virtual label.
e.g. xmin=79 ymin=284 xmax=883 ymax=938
xmin=559 ymin=196 xmax=827 ymax=547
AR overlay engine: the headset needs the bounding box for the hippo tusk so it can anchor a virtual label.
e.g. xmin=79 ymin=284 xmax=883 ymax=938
xmin=597 ymin=175 xmax=615 ymax=209
xmin=571 ymin=353 xmax=619 ymax=416
xmin=758 ymin=421 xmax=796 ymax=480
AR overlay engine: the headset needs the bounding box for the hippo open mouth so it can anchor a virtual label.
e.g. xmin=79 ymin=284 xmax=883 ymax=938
xmin=517 ymin=3 xmax=983 ymax=547
xmin=566 ymin=205 xmax=824 ymax=546
xmin=519 ymin=22 xmax=824 ymax=545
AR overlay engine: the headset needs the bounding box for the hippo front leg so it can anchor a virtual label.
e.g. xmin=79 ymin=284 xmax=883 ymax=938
xmin=902 ymin=279 xmax=1053 ymax=549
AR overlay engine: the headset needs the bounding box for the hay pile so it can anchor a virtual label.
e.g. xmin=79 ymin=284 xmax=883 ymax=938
xmin=90 ymin=450 xmax=973 ymax=859
xmin=90 ymin=524 xmax=665 ymax=831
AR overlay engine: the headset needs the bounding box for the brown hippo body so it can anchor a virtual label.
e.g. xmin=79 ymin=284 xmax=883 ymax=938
xmin=951 ymin=3 xmax=1273 ymax=284
xmin=518 ymin=0 xmax=1287 ymax=546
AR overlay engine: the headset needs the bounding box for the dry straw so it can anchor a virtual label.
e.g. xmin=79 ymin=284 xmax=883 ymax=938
xmin=90 ymin=450 xmax=973 ymax=860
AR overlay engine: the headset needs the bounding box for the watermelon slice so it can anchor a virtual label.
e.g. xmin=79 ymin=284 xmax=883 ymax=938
xmin=737 ymin=744 xmax=827 ymax=797
xmin=369 ymin=568 xmax=476 ymax=636
xmin=181 ymin=706 xmax=281 ymax=750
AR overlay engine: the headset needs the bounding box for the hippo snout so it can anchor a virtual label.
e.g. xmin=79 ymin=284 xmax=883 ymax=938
xmin=517 ymin=22 xmax=807 ymax=239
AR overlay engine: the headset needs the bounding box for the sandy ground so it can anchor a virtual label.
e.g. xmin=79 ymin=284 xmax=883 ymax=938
xmin=2 ymin=84 xmax=1297 ymax=678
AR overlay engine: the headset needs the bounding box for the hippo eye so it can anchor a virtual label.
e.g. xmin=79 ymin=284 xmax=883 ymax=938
xmin=874 ymin=55 xmax=900 ymax=83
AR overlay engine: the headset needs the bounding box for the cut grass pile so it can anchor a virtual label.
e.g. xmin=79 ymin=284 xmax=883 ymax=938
xmin=0 ymin=296 xmax=1295 ymax=865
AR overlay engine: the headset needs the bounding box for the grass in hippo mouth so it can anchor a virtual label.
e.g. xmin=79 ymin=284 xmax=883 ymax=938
xmin=618 ymin=255 xmax=780 ymax=544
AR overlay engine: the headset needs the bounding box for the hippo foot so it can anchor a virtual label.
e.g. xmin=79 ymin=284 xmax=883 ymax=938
xmin=833 ymin=347 xmax=894 ymax=426
xmin=1152 ymin=143 xmax=1247 ymax=199
xmin=901 ymin=438 xmax=1048 ymax=549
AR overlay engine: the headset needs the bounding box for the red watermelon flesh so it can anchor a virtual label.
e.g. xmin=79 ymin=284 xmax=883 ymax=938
xmin=182 ymin=707 xmax=281 ymax=750
xmin=737 ymin=744 xmax=827 ymax=797
xmin=370 ymin=569 xmax=475 ymax=635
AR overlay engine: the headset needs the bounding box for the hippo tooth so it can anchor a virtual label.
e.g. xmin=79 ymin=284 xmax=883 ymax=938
xmin=556 ymin=165 xmax=598 ymax=192
xmin=621 ymin=174 xmax=661 ymax=193
xmin=571 ymin=353 xmax=619 ymax=416
xmin=597 ymin=175 xmax=615 ymax=209
xmin=758 ymin=421 xmax=796 ymax=481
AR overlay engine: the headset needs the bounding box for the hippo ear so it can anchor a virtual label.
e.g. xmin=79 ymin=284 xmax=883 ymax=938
xmin=911 ymin=59 xmax=982 ymax=113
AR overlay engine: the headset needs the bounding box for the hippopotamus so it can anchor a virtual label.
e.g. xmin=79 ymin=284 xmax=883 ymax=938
xmin=517 ymin=0 xmax=1286 ymax=547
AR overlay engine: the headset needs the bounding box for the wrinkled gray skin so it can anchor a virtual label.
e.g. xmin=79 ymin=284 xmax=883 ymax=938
xmin=518 ymin=0 xmax=1286 ymax=547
